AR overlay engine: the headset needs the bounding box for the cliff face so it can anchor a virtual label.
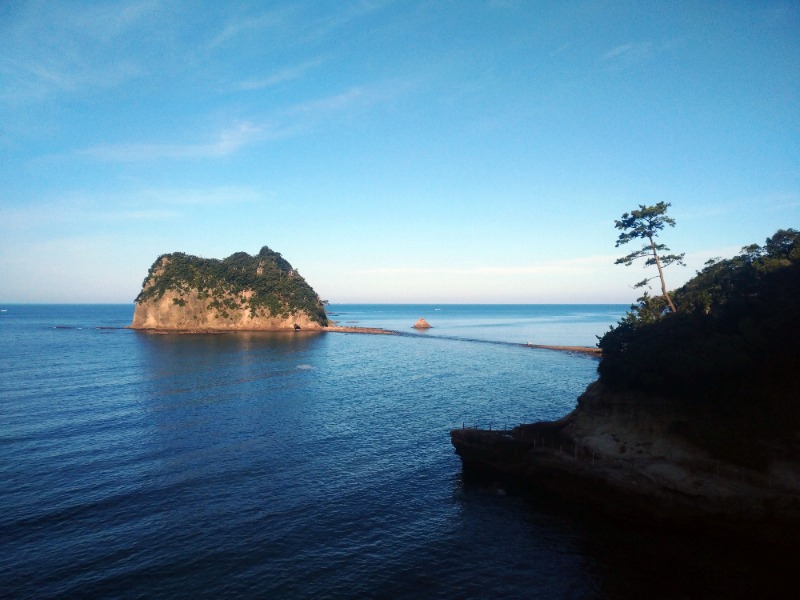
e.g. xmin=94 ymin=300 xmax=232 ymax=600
xmin=131 ymin=247 xmax=328 ymax=331
xmin=451 ymin=381 xmax=800 ymax=539
xmin=451 ymin=230 xmax=800 ymax=540
xmin=131 ymin=288 xmax=326 ymax=330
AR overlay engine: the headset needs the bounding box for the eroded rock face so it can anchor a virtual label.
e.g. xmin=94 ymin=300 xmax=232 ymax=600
xmin=131 ymin=289 xmax=325 ymax=331
xmin=451 ymin=381 xmax=800 ymax=540
xmin=412 ymin=318 xmax=432 ymax=329
xmin=130 ymin=247 xmax=328 ymax=331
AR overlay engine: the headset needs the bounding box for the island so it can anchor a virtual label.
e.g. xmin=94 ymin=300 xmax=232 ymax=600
xmin=451 ymin=229 xmax=800 ymax=541
xmin=131 ymin=246 xmax=329 ymax=331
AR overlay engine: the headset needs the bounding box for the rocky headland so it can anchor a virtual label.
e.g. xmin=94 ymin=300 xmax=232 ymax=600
xmin=451 ymin=381 xmax=800 ymax=541
xmin=452 ymin=229 xmax=800 ymax=541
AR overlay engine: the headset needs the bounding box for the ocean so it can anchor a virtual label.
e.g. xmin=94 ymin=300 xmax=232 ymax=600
xmin=0 ymin=304 xmax=793 ymax=599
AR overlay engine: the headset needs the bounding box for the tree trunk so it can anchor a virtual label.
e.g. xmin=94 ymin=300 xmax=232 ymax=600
xmin=649 ymin=235 xmax=677 ymax=312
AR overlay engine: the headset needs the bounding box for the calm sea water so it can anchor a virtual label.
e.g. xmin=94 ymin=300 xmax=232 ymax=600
xmin=1 ymin=304 xmax=795 ymax=599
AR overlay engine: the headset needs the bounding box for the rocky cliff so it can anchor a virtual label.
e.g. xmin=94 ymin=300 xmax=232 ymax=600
xmin=131 ymin=246 xmax=328 ymax=331
xmin=452 ymin=229 xmax=800 ymax=540
xmin=451 ymin=381 xmax=800 ymax=540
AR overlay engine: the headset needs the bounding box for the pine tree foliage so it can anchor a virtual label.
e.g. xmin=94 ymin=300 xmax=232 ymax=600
xmin=599 ymin=228 xmax=799 ymax=392
xmin=615 ymin=202 xmax=686 ymax=312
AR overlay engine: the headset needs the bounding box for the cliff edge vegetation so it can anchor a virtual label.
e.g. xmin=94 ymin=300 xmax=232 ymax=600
xmin=452 ymin=228 xmax=800 ymax=538
xmin=598 ymin=228 xmax=800 ymax=466
xmin=131 ymin=246 xmax=328 ymax=330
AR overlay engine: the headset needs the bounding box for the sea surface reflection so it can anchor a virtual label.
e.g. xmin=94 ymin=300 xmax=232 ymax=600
xmin=1 ymin=304 xmax=795 ymax=598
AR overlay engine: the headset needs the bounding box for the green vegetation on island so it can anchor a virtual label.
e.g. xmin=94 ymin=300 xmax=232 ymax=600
xmin=135 ymin=246 xmax=328 ymax=326
xmin=598 ymin=227 xmax=800 ymax=465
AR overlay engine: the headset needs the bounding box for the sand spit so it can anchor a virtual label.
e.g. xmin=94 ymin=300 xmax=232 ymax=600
xmin=523 ymin=343 xmax=601 ymax=356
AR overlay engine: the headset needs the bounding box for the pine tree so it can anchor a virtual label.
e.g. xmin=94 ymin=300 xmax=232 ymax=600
xmin=614 ymin=202 xmax=685 ymax=313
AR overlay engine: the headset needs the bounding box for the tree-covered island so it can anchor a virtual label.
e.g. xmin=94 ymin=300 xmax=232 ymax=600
xmin=131 ymin=246 xmax=329 ymax=330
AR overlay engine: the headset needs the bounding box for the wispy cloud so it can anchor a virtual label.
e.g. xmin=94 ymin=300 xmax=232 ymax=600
xmin=79 ymin=121 xmax=271 ymax=161
xmin=0 ymin=185 xmax=262 ymax=231
xmin=72 ymin=0 xmax=162 ymax=41
xmin=599 ymin=41 xmax=654 ymax=68
xmin=78 ymin=79 xmax=409 ymax=162
xmin=351 ymin=255 xmax=617 ymax=277
xmin=599 ymin=39 xmax=682 ymax=71
xmin=137 ymin=186 xmax=263 ymax=206
xmin=301 ymin=0 xmax=397 ymax=43
xmin=94 ymin=208 xmax=183 ymax=222
xmin=487 ymin=0 xmax=522 ymax=9
xmin=1 ymin=54 xmax=144 ymax=104
xmin=0 ymin=0 xmax=157 ymax=102
xmin=234 ymin=58 xmax=325 ymax=91
xmin=288 ymin=79 xmax=412 ymax=116
xmin=601 ymin=42 xmax=652 ymax=62
xmin=289 ymin=87 xmax=367 ymax=114
xmin=208 ymin=7 xmax=293 ymax=48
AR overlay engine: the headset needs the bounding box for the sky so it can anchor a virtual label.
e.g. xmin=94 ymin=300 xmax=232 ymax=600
xmin=1 ymin=1 xmax=798 ymax=304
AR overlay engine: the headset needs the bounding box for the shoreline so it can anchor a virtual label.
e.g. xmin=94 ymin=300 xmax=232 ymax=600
xmin=450 ymin=381 xmax=800 ymax=543
xmin=522 ymin=343 xmax=601 ymax=356
xmin=126 ymin=325 xmax=401 ymax=336
xmin=324 ymin=325 xmax=400 ymax=335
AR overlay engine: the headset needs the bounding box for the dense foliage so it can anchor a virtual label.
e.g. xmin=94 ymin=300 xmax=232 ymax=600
xmin=599 ymin=228 xmax=799 ymax=393
xmin=597 ymin=229 xmax=799 ymax=464
xmin=135 ymin=246 xmax=328 ymax=325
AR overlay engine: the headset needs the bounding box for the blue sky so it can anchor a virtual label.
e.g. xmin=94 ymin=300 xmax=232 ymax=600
xmin=1 ymin=1 xmax=797 ymax=304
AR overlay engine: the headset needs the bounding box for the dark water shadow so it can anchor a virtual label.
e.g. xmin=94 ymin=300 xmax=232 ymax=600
xmin=456 ymin=470 xmax=800 ymax=599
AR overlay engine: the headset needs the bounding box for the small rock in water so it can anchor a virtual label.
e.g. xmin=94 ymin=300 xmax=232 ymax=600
xmin=412 ymin=317 xmax=432 ymax=329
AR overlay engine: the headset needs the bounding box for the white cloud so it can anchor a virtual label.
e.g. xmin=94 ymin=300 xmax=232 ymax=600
xmin=289 ymin=87 xmax=367 ymax=114
xmin=598 ymin=38 xmax=683 ymax=71
xmin=234 ymin=59 xmax=325 ymax=91
xmin=79 ymin=122 xmax=271 ymax=162
xmin=77 ymin=80 xmax=409 ymax=162
xmin=285 ymin=80 xmax=412 ymax=118
xmin=600 ymin=42 xmax=652 ymax=62
xmin=300 ymin=0 xmax=398 ymax=43
xmin=598 ymin=41 xmax=657 ymax=72
xmin=135 ymin=185 xmax=263 ymax=207
xmin=208 ymin=8 xmax=291 ymax=48
xmin=0 ymin=0 xmax=156 ymax=103
xmin=0 ymin=185 xmax=263 ymax=230
xmin=350 ymin=255 xmax=617 ymax=277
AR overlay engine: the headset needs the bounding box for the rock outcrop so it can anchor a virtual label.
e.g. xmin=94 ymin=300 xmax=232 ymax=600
xmin=412 ymin=318 xmax=432 ymax=329
xmin=452 ymin=229 xmax=800 ymax=541
xmin=131 ymin=246 xmax=328 ymax=331
xmin=451 ymin=381 xmax=800 ymax=541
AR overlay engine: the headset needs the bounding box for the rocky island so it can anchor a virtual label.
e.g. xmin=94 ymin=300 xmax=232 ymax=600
xmin=452 ymin=229 xmax=800 ymax=541
xmin=131 ymin=246 xmax=329 ymax=331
